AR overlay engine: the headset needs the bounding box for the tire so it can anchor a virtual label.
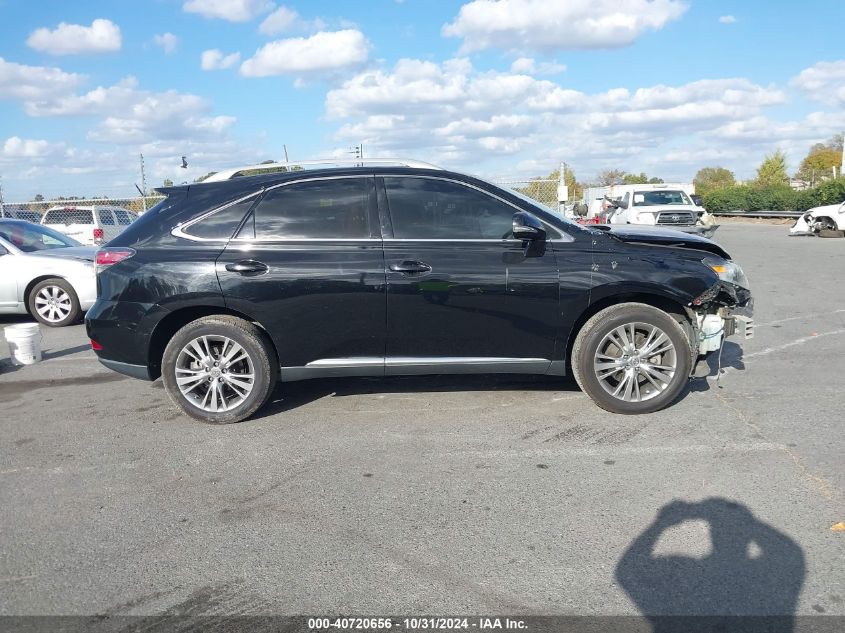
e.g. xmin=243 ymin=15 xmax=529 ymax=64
xmin=571 ymin=303 xmax=693 ymax=414
xmin=817 ymin=229 xmax=844 ymax=238
xmin=28 ymin=278 xmax=81 ymax=327
xmin=161 ymin=316 xmax=277 ymax=424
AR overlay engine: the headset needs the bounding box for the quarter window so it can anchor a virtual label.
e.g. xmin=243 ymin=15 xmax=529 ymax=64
xmin=183 ymin=199 xmax=254 ymax=240
xmin=384 ymin=177 xmax=517 ymax=239
xmin=246 ymin=178 xmax=369 ymax=240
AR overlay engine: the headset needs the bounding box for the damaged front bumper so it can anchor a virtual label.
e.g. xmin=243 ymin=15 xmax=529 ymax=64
xmin=689 ymin=283 xmax=754 ymax=377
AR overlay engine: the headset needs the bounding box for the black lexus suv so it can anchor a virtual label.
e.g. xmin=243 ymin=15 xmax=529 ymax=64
xmin=86 ymin=161 xmax=753 ymax=423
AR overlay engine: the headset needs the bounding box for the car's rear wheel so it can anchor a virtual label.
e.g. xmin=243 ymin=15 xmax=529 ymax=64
xmin=571 ymin=303 xmax=693 ymax=414
xmin=162 ymin=316 xmax=277 ymax=424
xmin=28 ymin=278 xmax=81 ymax=327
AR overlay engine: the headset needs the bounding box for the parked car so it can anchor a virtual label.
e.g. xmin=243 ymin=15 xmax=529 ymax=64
xmin=789 ymin=200 xmax=845 ymax=237
xmin=86 ymin=159 xmax=754 ymax=423
xmin=41 ymin=204 xmax=137 ymax=246
xmin=0 ymin=219 xmax=97 ymax=326
xmin=1 ymin=207 xmax=42 ymax=223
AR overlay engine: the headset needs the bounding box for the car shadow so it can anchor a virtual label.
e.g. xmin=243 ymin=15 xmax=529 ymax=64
xmin=252 ymin=373 xmax=579 ymax=419
xmin=687 ymin=341 xmax=746 ymax=393
xmin=616 ymin=498 xmax=805 ymax=632
xmin=41 ymin=344 xmax=94 ymax=361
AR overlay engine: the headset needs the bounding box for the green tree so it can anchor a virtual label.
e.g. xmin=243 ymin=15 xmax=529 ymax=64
xmin=754 ymin=149 xmax=788 ymax=187
xmin=33 ymin=193 xmax=44 ymax=202
xmin=622 ymin=172 xmax=648 ymax=184
xmin=597 ymin=168 xmax=626 ymax=186
xmin=796 ymin=136 xmax=843 ymax=185
xmin=694 ymin=166 xmax=736 ymax=196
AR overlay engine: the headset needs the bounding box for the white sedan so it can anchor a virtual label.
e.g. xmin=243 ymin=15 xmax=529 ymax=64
xmin=0 ymin=219 xmax=97 ymax=326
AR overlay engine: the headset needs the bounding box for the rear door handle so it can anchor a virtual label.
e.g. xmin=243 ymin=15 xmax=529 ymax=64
xmin=225 ymin=260 xmax=268 ymax=274
xmin=389 ymin=260 xmax=432 ymax=274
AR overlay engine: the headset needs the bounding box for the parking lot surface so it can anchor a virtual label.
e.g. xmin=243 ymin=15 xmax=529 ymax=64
xmin=1 ymin=224 xmax=844 ymax=618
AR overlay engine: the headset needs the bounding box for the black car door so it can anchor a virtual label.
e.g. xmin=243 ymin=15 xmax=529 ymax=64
xmin=379 ymin=175 xmax=561 ymax=375
xmin=216 ymin=176 xmax=386 ymax=377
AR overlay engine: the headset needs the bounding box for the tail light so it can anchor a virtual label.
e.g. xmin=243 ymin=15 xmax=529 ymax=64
xmin=90 ymin=339 xmax=103 ymax=351
xmin=93 ymin=228 xmax=104 ymax=243
xmin=95 ymin=248 xmax=135 ymax=269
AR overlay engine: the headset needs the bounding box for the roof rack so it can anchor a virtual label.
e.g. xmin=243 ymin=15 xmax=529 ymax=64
xmin=201 ymin=158 xmax=442 ymax=183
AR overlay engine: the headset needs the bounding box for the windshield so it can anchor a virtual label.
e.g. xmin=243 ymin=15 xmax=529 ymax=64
xmin=633 ymin=190 xmax=692 ymax=206
xmin=0 ymin=221 xmax=82 ymax=252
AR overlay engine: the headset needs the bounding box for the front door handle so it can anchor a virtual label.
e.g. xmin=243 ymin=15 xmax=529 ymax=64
xmin=225 ymin=260 xmax=268 ymax=274
xmin=389 ymin=260 xmax=432 ymax=274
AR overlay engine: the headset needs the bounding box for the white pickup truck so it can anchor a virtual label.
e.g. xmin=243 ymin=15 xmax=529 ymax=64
xmin=584 ymin=184 xmax=717 ymax=237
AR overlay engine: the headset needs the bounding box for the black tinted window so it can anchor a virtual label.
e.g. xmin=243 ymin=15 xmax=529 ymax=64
xmin=250 ymin=178 xmax=369 ymax=240
xmin=114 ymin=209 xmax=132 ymax=225
xmin=384 ymin=177 xmax=516 ymax=239
xmin=184 ymin=199 xmax=254 ymax=240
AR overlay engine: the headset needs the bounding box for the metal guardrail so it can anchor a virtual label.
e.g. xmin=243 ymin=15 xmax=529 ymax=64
xmin=710 ymin=210 xmax=803 ymax=218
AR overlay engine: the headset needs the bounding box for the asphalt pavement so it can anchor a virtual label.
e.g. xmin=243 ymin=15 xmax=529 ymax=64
xmin=1 ymin=223 xmax=843 ymax=620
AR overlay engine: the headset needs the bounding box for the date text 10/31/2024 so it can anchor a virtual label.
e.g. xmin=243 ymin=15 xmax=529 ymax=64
xmin=308 ymin=617 xmax=528 ymax=630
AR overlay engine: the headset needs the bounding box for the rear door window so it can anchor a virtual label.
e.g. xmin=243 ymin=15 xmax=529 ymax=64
xmin=43 ymin=209 xmax=94 ymax=225
xmin=98 ymin=210 xmax=116 ymax=225
xmin=113 ymin=209 xmax=133 ymax=225
xmin=243 ymin=178 xmax=370 ymax=240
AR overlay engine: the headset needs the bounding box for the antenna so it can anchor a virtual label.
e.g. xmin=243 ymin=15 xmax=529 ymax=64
xmin=139 ymin=154 xmax=148 ymax=213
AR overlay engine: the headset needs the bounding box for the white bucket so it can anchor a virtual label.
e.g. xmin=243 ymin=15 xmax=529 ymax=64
xmin=4 ymin=323 xmax=43 ymax=366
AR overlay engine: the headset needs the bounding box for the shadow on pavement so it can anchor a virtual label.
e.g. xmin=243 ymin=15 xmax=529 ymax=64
xmin=253 ymin=373 xmax=579 ymax=419
xmin=688 ymin=341 xmax=746 ymax=393
xmin=616 ymin=498 xmax=805 ymax=632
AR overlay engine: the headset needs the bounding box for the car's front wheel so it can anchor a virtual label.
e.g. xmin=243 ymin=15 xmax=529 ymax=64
xmin=571 ymin=303 xmax=693 ymax=414
xmin=28 ymin=278 xmax=81 ymax=327
xmin=162 ymin=316 xmax=277 ymax=424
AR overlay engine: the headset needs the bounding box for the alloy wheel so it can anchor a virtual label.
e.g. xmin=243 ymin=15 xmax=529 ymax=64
xmin=34 ymin=285 xmax=72 ymax=323
xmin=593 ymin=322 xmax=678 ymax=402
xmin=175 ymin=335 xmax=255 ymax=412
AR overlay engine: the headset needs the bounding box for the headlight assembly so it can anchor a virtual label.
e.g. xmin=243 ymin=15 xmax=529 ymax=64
xmin=703 ymin=256 xmax=750 ymax=289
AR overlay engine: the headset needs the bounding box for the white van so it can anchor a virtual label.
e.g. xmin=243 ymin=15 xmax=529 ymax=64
xmin=41 ymin=205 xmax=138 ymax=246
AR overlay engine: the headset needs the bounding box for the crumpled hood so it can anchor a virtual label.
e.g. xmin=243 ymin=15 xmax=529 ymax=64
xmin=597 ymin=225 xmax=730 ymax=259
xmin=28 ymin=246 xmax=97 ymax=262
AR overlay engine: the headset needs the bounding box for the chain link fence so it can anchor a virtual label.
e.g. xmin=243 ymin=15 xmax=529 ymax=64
xmin=1 ymin=196 xmax=164 ymax=221
xmin=492 ymin=178 xmax=561 ymax=211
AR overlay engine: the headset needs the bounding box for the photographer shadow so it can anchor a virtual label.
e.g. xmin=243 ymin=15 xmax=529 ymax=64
xmin=615 ymin=498 xmax=805 ymax=632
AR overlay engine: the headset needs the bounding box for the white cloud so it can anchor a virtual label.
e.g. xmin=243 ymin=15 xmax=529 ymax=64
xmin=26 ymin=19 xmax=122 ymax=56
xmin=201 ymin=49 xmax=241 ymax=70
xmin=442 ymin=0 xmax=688 ymax=52
xmin=240 ymin=30 xmax=370 ymax=77
xmin=2 ymin=137 xmax=52 ymax=158
xmin=0 ymin=57 xmax=85 ymax=102
xmin=790 ymin=60 xmax=845 ymax=106
xmin=259 ymin=6 xmax=299 ymax=35
xmin=325 ymin=57 xmax=791 ymax=180
xmin=153 ymin=32 xmax=179 ymax=54
xmin=509 ymin=57 xmax=566 ymax=75
xmin=183 ymin=0 xmax=273 ymax=22
xmin=719 ymin=15 xmax=737 ymax=24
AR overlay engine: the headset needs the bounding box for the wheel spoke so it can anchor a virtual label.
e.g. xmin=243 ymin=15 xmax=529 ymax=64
xmin=175 ymin=334 xmax=255 ymax=413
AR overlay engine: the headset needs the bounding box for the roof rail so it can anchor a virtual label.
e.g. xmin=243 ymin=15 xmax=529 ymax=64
xmin=200 ymin=158 xmax=442 ymax=183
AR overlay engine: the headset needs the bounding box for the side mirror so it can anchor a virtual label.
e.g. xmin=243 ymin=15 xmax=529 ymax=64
xmin=512 ymin=212 xmax=546 ymax=241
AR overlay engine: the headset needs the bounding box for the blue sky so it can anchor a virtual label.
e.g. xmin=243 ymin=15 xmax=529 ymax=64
xmin=1 ymin=0 xmax=843 ymax=200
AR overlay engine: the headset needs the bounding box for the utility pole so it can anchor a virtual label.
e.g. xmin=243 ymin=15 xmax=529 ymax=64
xmin=139 ymin=153 xmax=148 ymax=213
xmin=349 ymin=144 xmax=363 ymax=166
xmin=283 ymin=144 xmax=289 ymax=162
xmin=0 ymin=176 xmax=5 ymax=216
